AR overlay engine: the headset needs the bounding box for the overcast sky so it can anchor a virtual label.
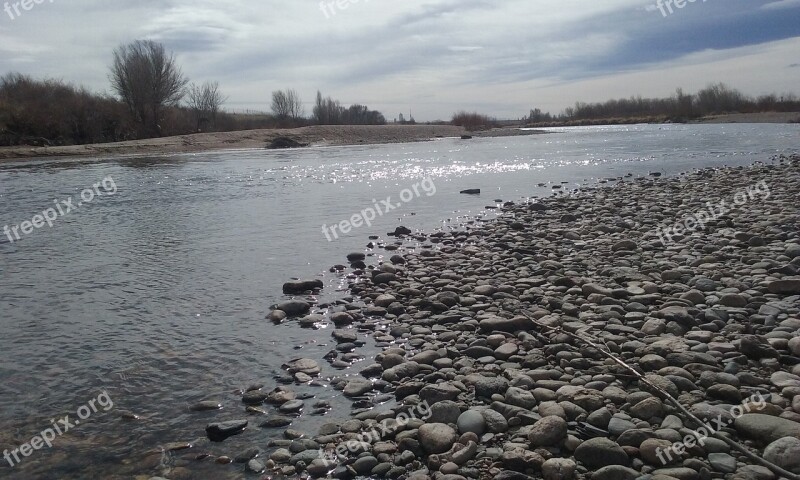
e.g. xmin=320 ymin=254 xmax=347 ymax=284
xmin=1 ymin=0 xmax=799 ymax=120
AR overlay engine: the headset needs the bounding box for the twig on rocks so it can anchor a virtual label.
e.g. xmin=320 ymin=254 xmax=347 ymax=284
xmin=521 ymin=311 xmax=800 ymax=480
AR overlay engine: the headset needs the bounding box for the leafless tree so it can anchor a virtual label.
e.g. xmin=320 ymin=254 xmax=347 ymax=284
xmin=271 ymin=89 xmax=304 ymax=121
xmin=187 ymin=81 xmax=227 ymax=131
xmin=110 ymin=40 xmax=188 ymax=136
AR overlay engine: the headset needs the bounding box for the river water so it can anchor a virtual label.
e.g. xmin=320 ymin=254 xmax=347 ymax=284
xmin=0 ymin=123 xmax=797 ymax=479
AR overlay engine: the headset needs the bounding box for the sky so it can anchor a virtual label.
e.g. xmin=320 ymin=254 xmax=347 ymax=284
xmin=1 ymin=0 xmax=799 ymax=121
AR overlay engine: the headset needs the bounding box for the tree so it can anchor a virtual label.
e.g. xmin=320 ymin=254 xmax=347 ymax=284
xmin=109 ymin=40 xmax=188 ymax=136
xmin=187 ymin=81 xmax=227 ymax=131
xmin=271 ymin=89 xmax=303 ymax=120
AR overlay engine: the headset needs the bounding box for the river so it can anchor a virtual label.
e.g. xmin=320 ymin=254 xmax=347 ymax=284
xmin=0 ymin=123 xmax=797 ymax=479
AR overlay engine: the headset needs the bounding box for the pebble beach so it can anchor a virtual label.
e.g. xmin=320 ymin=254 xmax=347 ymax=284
xmin=181 ymin=154 xmax=799 ymax=479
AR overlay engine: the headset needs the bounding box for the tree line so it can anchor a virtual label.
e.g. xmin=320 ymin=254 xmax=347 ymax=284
xmin=0 ymin=40 xmax=386 ymax=147
xmin=524 ymin=83 xmax=800 ymax=126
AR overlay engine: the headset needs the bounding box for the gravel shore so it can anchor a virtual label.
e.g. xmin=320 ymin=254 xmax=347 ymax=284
xmin=195 ymin=154 xmax=800 ymax=480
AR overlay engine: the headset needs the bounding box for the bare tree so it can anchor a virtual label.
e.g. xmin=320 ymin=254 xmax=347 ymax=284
xmin=271 ymin=89 xmax=304 ymax=121
xmin=187 ymin=81 xmax=227 ymax=131
xmin=271 ymin=90 xmax=290 ymax=119
xmin=110 ymin=40 xmax=188 ymax=136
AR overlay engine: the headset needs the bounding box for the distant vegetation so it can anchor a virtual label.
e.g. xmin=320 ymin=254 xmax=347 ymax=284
xmin=525 ymin=83 xmax=800 ymax=127
xmin=451 ymin=111 xmax=496 ymax=131
xmin=0 ymin=40 xmax=387 ymax=147
xmin=2 ymin=46 xmax=799 ymax=148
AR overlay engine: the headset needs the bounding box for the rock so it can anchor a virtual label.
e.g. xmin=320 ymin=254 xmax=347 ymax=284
xmin=612 ymin=240 xmax=637 ymax=252
xmin=353 ymin=455 xmax=379 ymax=474
xmin=429 ymin=400 xmax=461 ymax=424
xmin=708 ymin=453 xmax=737 ymax=473
xmin=591 ymin=465 xmax=640 ymax=480
xmin=482 ymin=408 xmax=509 ymax=433
xmin=283 ymin=358 xmax=321 ymax=376
xmin=767 ymin=279 xmax=800 ymax=295
xmin=190 ymin=400 xmax=222 ymax=411
xmin=479 ymin=316 xmax=533 ymax=333
xmin=734 ymin=414 xmax=800 ymax=444
xmin=457 ymin=410 xmax=486 ymax=436
xmin=528 ymin=416 xmax=568 ymax=447
xmin=474 ymin=376 xmax=509 ymax=398
xmin=763 ymin=436 xmax=800 ymax=474
xmin=640 ymin=438 xmax=676 ymax=465
xmin=346 ymin=252 xmax=366 ymax=262
xmin=276 ymin=300 xmax=311 ymax=316
xmin=267 ymin=136 xmax=307 ymax=149
xmin=331 ymin=312 xmax=354 ymax=326
xmin=242 ymin=390 xmax=268 ymax=405
xmin=541 ymin=458 xmax=576 ymax=480
xmin=505 ymin=387 xmax=537 ymax=409
xmin=344 ymin=379 xmax=374 ymax=397
xmin=573 ymin=438 xmax=628 ymax=469
xmin=206 ymin=420 xmax=248 ymax=442
xmin=279 ymin=400 xmax=304 ymax=413
xmin=282 ymin=279 xmax=323 ymax=294
xmin=771 ymin=371 xmax=800 ymax=388
xmin=246 ymin=458 xmax=266 ymax=474
xmin=373 ymin=272 xmax=398 ymax=284
xmin=740 ymin=335 xmax=780 ymax=359
xmin=419 ymin=423 xmax=458 ymax=454
xmin=419 ymin=383 xmax=461 ymax=404
xmin=630 ymin=397 xmax=664 ymax=420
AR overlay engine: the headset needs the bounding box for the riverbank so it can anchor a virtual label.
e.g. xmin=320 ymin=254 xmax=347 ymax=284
xmin=240 ymin=154 xmax=800 ymax=479
xmin=0 ymin=125 xmax=543 ymax=162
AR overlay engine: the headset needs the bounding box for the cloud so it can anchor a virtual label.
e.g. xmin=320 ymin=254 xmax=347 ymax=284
xmin=0 ymin=0 xmax=798 ymax=119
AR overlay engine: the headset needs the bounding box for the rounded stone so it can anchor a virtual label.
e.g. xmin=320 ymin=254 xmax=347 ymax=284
xmin=528 ymin=416 xmax=568 ymax=447
xmin=457 ymin=410 xmax=486 ymax=436
xmin=418 ymin=423 xmax=458 ymax=454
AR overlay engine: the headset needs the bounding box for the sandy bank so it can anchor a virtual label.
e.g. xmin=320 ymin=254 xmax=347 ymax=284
xmin=0 ymin=125 xmax=543 ymax=162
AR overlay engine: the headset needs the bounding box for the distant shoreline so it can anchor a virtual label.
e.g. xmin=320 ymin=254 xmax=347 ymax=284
xmin=0 ymin=125 xmax=544 ymax=162
xmin=524 ymin=111 xmax=800 ymax=128
xmin=1 ymin=112 xmax=797 ymax=162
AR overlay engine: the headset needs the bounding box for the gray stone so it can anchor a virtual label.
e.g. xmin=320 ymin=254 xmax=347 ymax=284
xmin=763 ymin=436 xmax=800 ymax=474
xmin=734 ymin=414 xmax=800 ymax=444
xmin=573 ymin=438 xmax=628 ymax=468
xmin=528 ymin=416 xmax=568 ymax=447
xmin=418 ymin=423 xmax=458 ymax=454
xmin=457 ymin=410 xmax=487 ymax=436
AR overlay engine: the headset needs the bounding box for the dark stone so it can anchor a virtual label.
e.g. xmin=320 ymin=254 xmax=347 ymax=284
xmin=206 ymin=420 xmax=248 ymax=442
xmin=266 ymin=136 xmax=307 ymax=149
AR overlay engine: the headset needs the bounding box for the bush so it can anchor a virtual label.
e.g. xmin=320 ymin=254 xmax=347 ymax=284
xmin=451 ymin=111 xmax=496 ymax=131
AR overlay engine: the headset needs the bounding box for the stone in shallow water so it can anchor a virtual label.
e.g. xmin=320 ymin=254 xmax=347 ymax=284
xmin=190 ymin=400 xmax=222 ymax=411
xmin=206 ymin=420 xmax=248 ymax=442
